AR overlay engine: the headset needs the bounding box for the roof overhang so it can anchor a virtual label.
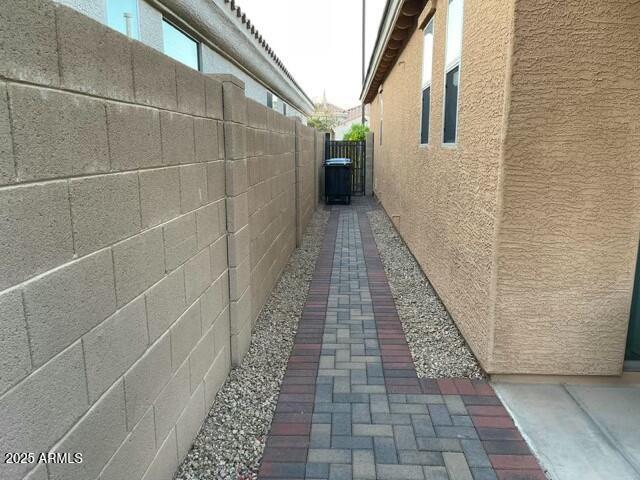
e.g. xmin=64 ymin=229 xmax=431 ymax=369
xmin=360 ymin=0 xmax=428 ymax=104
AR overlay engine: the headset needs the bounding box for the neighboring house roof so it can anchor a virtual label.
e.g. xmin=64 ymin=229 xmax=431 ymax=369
xmin=344 ymin=104 xmax=370 ymax=122
xmin=160 ymin=0 xmax=315 ymax=114
xmin=313 ymin=93 xmax=348 ymax=117
xmin=360 ymin=0 xmax=427 ymax=104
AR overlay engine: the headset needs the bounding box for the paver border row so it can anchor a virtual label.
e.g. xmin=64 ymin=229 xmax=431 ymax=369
xmin=259 ymin=205 xmax=547 ymax=480
xmin=260 ymin=210 xmax=339 ymax=479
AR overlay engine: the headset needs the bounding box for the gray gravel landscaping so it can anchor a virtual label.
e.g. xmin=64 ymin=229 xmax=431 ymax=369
xmin=175 ymin=208 xmax=329 ymax=480
xmin=367 ymin=206 xmax=484 ymax=379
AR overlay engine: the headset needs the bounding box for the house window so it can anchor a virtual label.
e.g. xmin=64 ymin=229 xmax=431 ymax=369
xmin=267 ymin=92 xmax=279 ymax=111
xmin=443 ymin=0 xmax=463 ymax=144
xmin=420 ymin=19 xmax=434 ymax=144
xmin=162 ymin=19 xmax=200 ymax=70
xmin=107 ymin=0 xmax=139 ymax=39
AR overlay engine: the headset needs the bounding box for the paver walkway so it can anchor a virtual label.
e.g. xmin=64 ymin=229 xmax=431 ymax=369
xmin=259 ymin=204 xmax=546 ymax=480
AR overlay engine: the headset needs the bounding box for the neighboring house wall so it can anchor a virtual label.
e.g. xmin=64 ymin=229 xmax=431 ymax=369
xmin=369 ymin=0 xmax=640 ymax=376
xmin=53 ymin=0 xmax=310 ymax=121
xmin=0 ymin=3 xmax=320 ymax=479
xmin=369 ymin=0 xmax=513 ymax=369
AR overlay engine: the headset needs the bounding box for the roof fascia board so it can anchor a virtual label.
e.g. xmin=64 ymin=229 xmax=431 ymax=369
xmin=360 ymin=0 xmax=404 ymax=102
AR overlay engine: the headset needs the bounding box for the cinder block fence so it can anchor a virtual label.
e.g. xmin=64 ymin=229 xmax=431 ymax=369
xmin=0 ymin=2 xmax=321 ymax=479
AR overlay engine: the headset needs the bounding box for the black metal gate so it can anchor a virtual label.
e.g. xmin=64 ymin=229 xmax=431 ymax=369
xmin=325 ymin=140 xmax=366 ymax=195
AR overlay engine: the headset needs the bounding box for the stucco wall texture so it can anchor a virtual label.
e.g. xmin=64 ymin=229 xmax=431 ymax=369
xmin=370 ymin=0 xmax=513 ymax=370
xmin=0 ymin=2 xmax=319 ymax=479
xmin=369 ymin=0 xmax=640 ymax=376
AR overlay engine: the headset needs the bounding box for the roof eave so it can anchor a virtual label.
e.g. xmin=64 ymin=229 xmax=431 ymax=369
xmin=360 ymin=0 xmax=426 ymax=104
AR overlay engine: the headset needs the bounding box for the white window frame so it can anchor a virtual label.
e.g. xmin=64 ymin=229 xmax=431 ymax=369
xmin=161 ymin=18 xmax=201 ymax=71
xmin=420 ymin=18 xmax=435 ymax=146
xmin=442 ymin=0 xmax=464 ymax=146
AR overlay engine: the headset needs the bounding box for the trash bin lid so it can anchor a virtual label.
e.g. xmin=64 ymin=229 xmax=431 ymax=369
xmin=325 ymin=157 xmax=352 ymax=166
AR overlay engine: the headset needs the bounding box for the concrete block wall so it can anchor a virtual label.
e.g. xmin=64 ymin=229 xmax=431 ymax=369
xmin=221 ymin=79 xmax=307 ymax=363
xmin=315 ymin=131 xmax=326 ymax=204
xmin=246 ymin=103 xmax=297 ymax=329
xmin=295 ymin=123 xmax=318 ymax=246
xmin=0 ymin=2 xmax=319 ymax=479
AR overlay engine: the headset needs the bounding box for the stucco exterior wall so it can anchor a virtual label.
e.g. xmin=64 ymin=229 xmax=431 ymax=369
xmin=369 ymin=0 xmax=640 ymax=376
xmin=369 ymin=0 xmax=513 ymax=369
xmin=492 ymin=0 xmax=640 ymax=375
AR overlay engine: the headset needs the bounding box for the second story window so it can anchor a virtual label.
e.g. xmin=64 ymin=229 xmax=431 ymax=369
xmin=162 ymin=19 xmax=200 ymax=70
xmin=443 ymin=0 xmax=463 ymax=144
xmin=107 ymin=0 xmax=139 ymax=39
xmin=420 ymin=19 xmax=434 ymax=145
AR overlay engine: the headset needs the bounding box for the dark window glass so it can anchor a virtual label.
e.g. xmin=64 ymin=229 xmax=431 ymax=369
xmin=443 ymin=66 xmax=459 ymax=143
xmin=420 ymin=87 xmax=430 ymax=144
xmin=267 ymin=92 xmax=273 ymax=108
xmin=162 ymin=20 xmax=199 ymax=70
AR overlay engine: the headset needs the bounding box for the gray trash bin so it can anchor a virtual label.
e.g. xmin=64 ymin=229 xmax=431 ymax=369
xmin=324 ymin=158 xmax=352 ymax=204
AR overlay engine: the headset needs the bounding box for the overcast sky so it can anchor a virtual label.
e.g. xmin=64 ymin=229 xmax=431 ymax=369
xmin=238 ymin=0 xmax=387 ymax=109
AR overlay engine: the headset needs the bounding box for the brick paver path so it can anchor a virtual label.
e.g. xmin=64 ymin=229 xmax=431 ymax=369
xmin=260 ymin=205 xmax=546 ymax=480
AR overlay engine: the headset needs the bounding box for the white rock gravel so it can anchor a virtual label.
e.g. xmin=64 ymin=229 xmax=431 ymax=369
xmin=367 ymin=206 xmax=484 ymax=379
xmin=174 ymin=209 xmax=330 ymax=480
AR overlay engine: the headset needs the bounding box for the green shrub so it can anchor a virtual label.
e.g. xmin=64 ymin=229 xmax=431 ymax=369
xmin=343 ymin=123 xmax=370 ymax=141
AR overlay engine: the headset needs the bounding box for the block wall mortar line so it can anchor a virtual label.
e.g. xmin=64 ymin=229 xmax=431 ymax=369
xmin=53 ymin=2 xmax=63 ymax=86
xmin=0 ymin=205 xmax=213 ymax=299
xmin=0 ymin=76 xmax=219 ymax=121
xmin=0 ymin=159 xmax=216 ymax=193
xmin=4 ymin=81 xmax=19 ymax=182
xmin=79 ymin=337 xmax=92 ymax=412
xmin=65 ymin=179 xmax=77 ymax=258
xmin=104 ymin=102 xmax=113 ymax=172
xmin=136 ymin=172 xmax=144 ymax=231
xmin=19 ymin=289 xmax=35 ymax=374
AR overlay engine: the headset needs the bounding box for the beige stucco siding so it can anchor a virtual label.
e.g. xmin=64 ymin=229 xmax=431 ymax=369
xmin=370 ymin=0 xmax=640 ymax=376
xmin=492 ymin=0 xmax=640 ymax=375
xmin=369 ymin=0 xmax=514 ymax=369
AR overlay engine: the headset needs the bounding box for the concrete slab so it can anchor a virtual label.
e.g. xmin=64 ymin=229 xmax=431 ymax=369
xmin=567 ymin=385 xmax=640 ymax=473
xmin=494 ymin=383 xmax=640 ymax=480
